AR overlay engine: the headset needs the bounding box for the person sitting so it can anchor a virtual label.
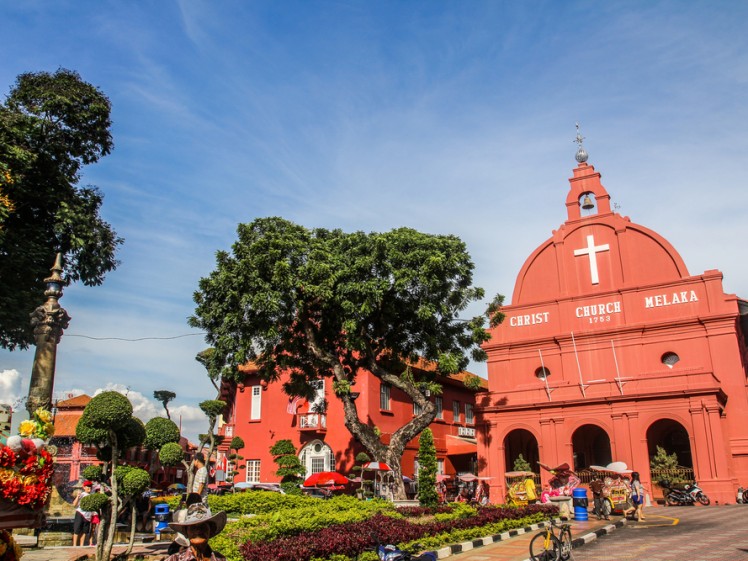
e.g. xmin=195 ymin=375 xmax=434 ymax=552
xmin=164 ymin=503 xmax=227 ymax=561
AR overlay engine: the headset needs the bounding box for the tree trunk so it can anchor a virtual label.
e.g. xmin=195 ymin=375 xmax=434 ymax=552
xmin=101 ymin=435 xmax=119 ymax=561
xmin=124 ymin=502 xmax=136 ymax=556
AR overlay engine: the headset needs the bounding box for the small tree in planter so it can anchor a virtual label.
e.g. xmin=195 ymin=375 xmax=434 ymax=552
xmin=270 ymin=439 xmax=305 ymax=495
xmin=650 ymin=445 xmax=685 ymax=485
xmin=417 ymin=428 xmax=438 ymax=507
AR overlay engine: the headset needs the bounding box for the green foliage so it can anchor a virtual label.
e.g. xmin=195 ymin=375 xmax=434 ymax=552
xmin=159 ymin=442 xmax=185 ymax=466
xmin=416 ymin=428 xmax=438 ymax=507
xmin=80 ymin=492 xmax=109 ymax=513
xmin=121 ymin=468 xmax=151 ymax=496
xmin=81 ymin=464 xmax=104 ymax=482
xmin=200 ymin=399 xmax=227 ymax=419
xmin=119 ymin=417 xmax=146 ymax=449
xmin=650 ymin=445 xmax=679 ymax=470
xmin=82 ymin=391 xmax=133 ymax=429
xmin=270 ymin=440 xmax=297 ymax=456
xmin=463 ymin=374 xmax=484 ymax=391
xmin=230 ymin=436 xmax=245 ymax=451
xmin=513 ymin=454 xmax=532 ymax=472
xmin=269 ymin=439 xmax=305 ymax=493
xmin=209 ymin=495 xmax=394 ymax=561
xmin=153 ymin=390 xmax=176 ymax=418
xmin=0 ymin=68 xmax=121 ymax=350
xmin=190 ymin=217 xmax=489 ymax=386
xmin=144 ymin=417 xmax=181 ymax=450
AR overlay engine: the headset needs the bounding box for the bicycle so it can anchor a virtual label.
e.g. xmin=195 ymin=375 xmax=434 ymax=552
xmin=529 ymin=519 xmax=573 ymax=561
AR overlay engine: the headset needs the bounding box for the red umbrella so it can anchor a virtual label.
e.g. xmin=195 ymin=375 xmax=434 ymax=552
xmin=303 ymin=471 xmax=349 ymax=487
xmin=363 ymin=462 xmax=392 ymax=472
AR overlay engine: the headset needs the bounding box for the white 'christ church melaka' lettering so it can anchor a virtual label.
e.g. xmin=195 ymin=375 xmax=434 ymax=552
xmin=644 ymin=290 xmax=698 ymax=308
xmin=509 ymin=312 xmax=550 ymax=327
xmin=575 ymin=300 xmax=622 ymax=318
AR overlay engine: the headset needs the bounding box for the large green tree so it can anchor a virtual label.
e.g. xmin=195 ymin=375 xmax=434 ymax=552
xmin=190 ymin=217 xmax=501 ymax=499
xmin=0 ymin=69 xmax=122 ymax=349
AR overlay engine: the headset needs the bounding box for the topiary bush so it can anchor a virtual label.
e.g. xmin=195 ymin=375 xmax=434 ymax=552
xmin=159 ymin=441 xmax=185 ymax=466
xmin=144 ymin=417 xmax=181 ymax=450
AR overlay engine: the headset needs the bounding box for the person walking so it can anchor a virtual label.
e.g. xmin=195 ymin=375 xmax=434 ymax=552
xmin=624 ymin=472 xmax=645 ymax=521
xmin=589 ymin=475 xmax=609 ymax=520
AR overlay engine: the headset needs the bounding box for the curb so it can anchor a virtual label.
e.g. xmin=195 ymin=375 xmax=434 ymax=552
xmin=435 ymin=517 xmax=628 ymax=559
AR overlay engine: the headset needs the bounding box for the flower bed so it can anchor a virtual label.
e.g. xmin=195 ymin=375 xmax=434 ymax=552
xmin=210 ymin=494 xmax=556 ymax=561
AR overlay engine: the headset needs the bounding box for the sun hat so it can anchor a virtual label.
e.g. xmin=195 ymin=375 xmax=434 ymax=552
xmin=83 ymin=480 xmax=93 ymax=486
xmin=168 ymin=503 xmax=226 ymax=540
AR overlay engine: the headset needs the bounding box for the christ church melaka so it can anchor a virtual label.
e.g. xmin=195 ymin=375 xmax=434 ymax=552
xmin=476 ymin=144 xmax=748 ymax=505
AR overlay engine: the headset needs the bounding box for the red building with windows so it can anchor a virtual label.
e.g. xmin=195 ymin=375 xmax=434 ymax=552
xmin=216 ymin=362 xmax=485 ymax=486
xmin=477 ymin=150 xmax=748 ymax=505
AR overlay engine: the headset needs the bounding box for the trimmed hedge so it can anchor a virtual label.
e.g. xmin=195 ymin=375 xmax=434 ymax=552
xmin=207 ymin=495 xmax=557 ymax=561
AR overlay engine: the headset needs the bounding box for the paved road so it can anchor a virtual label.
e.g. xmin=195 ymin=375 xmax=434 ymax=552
xmin=569 ymin=505 xmax=748 ymax=561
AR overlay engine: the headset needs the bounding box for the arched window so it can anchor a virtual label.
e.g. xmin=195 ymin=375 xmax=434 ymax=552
xmin=661 ymin=352 xmax=680 ymax=368
xmin=535 ymin=367 xmax=551 ymax=380
xmin=299 ymin=440 xmax=334 ymax=475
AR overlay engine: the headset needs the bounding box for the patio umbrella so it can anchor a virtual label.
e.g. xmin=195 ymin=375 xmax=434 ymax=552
xmin=363 ymin=461 xmax=392 ymax=472
xmin=303 ymin=471 xmax=350 ymax=487
xmin=436 ymin=474 xmax=451 ymax=483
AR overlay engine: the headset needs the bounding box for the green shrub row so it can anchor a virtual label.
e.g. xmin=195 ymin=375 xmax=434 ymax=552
xmin=211 ymin=495 xmax=397 ymax=561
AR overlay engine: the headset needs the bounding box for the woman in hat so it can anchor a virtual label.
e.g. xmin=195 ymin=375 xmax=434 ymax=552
xmin=164 ymin=503 xmax=227 ymax=561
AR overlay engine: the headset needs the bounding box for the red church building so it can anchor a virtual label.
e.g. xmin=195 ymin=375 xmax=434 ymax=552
xmin=217 ymin=361 xmax=485 ymax=487
xmin=477 ymin=145 xmax=748 ymax=505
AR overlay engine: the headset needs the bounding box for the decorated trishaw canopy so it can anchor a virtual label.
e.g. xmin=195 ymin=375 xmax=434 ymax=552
xmin=589 ymin=461 xmax=632 ymax=474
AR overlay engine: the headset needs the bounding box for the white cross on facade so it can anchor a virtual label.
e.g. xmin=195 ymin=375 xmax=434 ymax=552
xmin=573 ymin=234 xmax=610 ymax=285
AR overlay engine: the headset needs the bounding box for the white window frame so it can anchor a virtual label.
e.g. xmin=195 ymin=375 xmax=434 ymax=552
xmin=413 ymin=400 xmax=422 ymax=416
xmin=466 ymin=403 xmax=474 ymax=425
xmin=380 ymin=383 xmax=391 ymax=411
xmin=437 ymin=458 xmax=445 ymax=475
xmin=250 ymin=385 xmax=262 ymax=420
xmin=435 ymin=397 xmax=443 ymax=419
xmin=246 ymin=459 xmax=261 ymax=482
xmin=299 ymin=440 xmax=333 ymax=475
xmin=453 ymin=400 xmax=461 ymax=423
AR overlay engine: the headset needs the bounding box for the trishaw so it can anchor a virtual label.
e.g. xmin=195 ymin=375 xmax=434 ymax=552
xmin=589 ymin=462 xmax=632 ymax=516
xmin=505 ymin=470 xmax=537 ymax=506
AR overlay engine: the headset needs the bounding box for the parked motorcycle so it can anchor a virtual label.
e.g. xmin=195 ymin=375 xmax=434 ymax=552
xmin=659 ymin=480 xmax=710 ymax=506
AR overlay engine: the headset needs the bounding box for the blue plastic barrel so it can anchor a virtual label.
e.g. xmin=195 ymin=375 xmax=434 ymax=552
xmin=572 ymin=487 xmax=588 ymax=521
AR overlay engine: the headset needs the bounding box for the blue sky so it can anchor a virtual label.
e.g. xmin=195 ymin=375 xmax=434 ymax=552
xmin=2 ymin=1 xmax=748 ymax=442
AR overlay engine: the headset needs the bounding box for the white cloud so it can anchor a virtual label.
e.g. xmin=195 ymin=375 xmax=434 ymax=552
xmin=0 ymin=370 xmax=25 ymax=410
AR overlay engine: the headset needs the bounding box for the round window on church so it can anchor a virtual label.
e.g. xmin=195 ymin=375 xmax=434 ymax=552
xmin=535 ymin=367 xmax=551 ymax=380
xmin=662 ymin=352 xmax=680 ymax=368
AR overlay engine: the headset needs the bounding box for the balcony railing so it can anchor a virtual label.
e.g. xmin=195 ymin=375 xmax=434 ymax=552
xmin=298 ymin=413 xmax=326 ymax=431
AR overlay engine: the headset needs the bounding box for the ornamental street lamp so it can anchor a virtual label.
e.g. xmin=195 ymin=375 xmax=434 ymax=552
xmin=26 ymin=253 xmax=71 ymax=416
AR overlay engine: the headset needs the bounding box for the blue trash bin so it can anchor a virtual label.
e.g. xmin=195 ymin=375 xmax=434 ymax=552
xmin=572 ymin=487 xmax=588 ymax=521
xmin=154 ymin=503 xmax=171 ymax=534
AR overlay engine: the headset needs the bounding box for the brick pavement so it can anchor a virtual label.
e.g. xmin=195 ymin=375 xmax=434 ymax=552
xmin=564 ymin=505 xmax=748 ymax=561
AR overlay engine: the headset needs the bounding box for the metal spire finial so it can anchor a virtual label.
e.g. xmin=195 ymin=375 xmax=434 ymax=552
xmin=574 ymin=122 xmax=588 ymax=163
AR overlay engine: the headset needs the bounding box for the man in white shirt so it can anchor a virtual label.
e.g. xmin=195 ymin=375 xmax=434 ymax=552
xmin=192 ymin=453 xmax=208 ymax=501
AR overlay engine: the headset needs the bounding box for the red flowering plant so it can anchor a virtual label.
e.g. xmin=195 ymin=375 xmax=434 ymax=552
xmin=0 ymin=408 xmax=56 ymax=511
